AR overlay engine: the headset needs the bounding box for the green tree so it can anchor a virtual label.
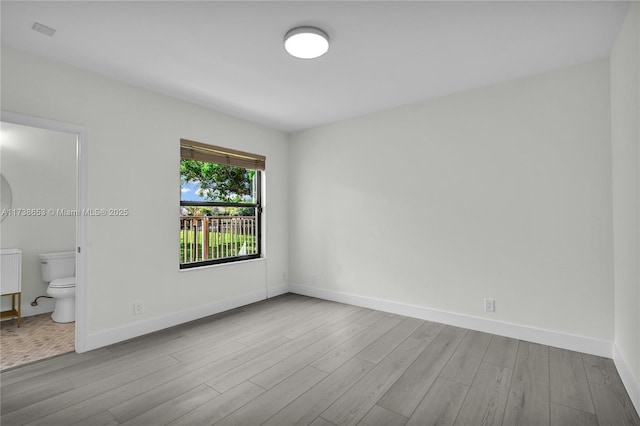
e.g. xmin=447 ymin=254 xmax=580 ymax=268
xmin=181 ymin=159 xmax=255 ymax=203
xmin=227 ymin=206 xmax=256 ymax=216
xmin=181 ymin=205 xmax=214 ymax=216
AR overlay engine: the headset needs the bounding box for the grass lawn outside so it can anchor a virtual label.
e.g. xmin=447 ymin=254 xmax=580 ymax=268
xmin=180 ymin=229 xmax=257 ymax=263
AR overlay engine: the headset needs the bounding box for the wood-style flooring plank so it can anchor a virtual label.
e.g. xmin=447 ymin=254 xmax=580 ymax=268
xmin=311 ymin=315 xmax=403 ymax=373
xmin=168 ymin=325 xmax=247 ymax=362
xmin=105 ymin=327 xmax=186 ymax=356
xmin=263 ymin=357 xmax=375 ymax=426
xmin=356 ymin=405 xmax=408 ymax=426
xmin=439 ymin=330 xmax=492 ymax=386
xmin=589 ymin=381 xmax=640 ymax=426
xmin=22 ymin=356 xmax=186 ymax=426
xmin=30 ymin=335 xmax=285 ymax=425
xmin=70 ymin=343 xmax=210 ymax=388
xmin=281 ymin=304 xmax=362 ymax=340
xmin=1 ymin=377 xmax=75 ymax=415
xmin=1 ymin=355 xmax=179 ymax=426
xmin=216 ymin=366 xmax=328 ymax=426
xmin=108 ymin=373 xmax=220 ymax=424
xmin=406 ymin=378 xmax=468 ymax=426
xmin=582 ymin=353 xmax=626 ymax=388
xmin=453 ymin=362 xmax=511 ymax=426
xmin=356 ymin=318 xmax=424 ymax=364
xmin=207 ymin=312 xmax=374 ymax=393
xmin=71 ymin=410 xmax=120 ymax=426
xmin=549 ymin=347 xmax=595 ymax=414
xmin=226 ymin=296 xmax=319 ymax=331
xmin=3 ymin=316 xmax=239 ymax=402
xmin=482 ymin=335 xmax=519 ymax=369
xmin=107 ymin=335 xmax=289 ymax=423
xmin=234 ymin=299 xmax=331 ymax=346
xmin=502 ymin=342 xmax=550 ymax=426
xmin=173 ymin=308 xmax=248 ymax=338
xmin=320 ymin=321 xmax=445 ymax=426
xmin=0 ymin=348 xmax=111 ymax=387
xmin=378 ymin=326 xmax=467 ymax=417
xmin=310 ymin=417 xmax=338 ymax=426
xmin=249 ymin=310 xmax=386 ymax=390
xmin=1 ymin=346 xmax=165 ymax=399
xmin=167 ymin=381 xmax=265 ymax=426
xmin=120 ymin=384 xmax=219 ymax=426
xmin=550 ymin=402 xmax=598 ymax=426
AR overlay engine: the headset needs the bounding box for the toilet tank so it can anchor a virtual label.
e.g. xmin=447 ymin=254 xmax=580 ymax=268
xmin=39 ymin=251 xmax=76 ymax=282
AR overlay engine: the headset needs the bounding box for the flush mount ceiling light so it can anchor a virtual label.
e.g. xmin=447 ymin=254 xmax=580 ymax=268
xmin=284 ymin=26 xmax=329 ymax=59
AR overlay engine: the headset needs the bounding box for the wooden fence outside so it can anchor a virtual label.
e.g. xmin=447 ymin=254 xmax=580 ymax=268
xmin=180 ymin=216 xmax=257 ymax=263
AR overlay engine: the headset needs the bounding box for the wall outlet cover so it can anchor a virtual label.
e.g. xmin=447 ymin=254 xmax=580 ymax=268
xmin=484 ymin=298 xmax=495 ymax=312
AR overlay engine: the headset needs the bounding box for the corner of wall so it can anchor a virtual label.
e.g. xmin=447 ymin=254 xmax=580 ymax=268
xmin=614 ymin=343 xmax=640 ymax=416
xmin=610 ymin=0 xmax=640 ymax=416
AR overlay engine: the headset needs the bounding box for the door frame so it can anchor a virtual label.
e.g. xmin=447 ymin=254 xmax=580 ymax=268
xmin=1 ymin=111 xmax=89 ymax=353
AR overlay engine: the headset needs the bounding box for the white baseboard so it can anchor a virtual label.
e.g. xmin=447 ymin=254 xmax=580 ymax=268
xmin=82 ymin=282 xmax=613 ymax=358
xmin=289 ymin=284 xmax=612 ymax=358
xmin=83 ymin=289 xmax=269 ymax=352
xmin=21 ymin=301 xmax=55 ymax=318
xmin=613 ymin=344 xmax=640 ymax=416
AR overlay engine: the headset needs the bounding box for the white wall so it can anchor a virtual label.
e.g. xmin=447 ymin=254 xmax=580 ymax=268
xmin=290 ymin=60 xmax=614 ymax=345
xmin=0 ymin=122 xmax=76 ymax=316
xmin=611 ymin=1 xmax=640 ymax=409
xmin=1 ymin=47 xmax=289 ymax=348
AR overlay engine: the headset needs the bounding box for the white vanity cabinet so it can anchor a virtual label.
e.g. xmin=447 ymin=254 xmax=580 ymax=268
xmin=1 ymin=248 xmax=22 ymax=326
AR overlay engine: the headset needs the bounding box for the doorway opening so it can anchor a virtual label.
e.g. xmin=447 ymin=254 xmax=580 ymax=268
xmin=0 ymin=112 xmax=88 ymax=369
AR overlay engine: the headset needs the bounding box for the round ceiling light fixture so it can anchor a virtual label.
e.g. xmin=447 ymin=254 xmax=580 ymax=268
xmin=284 ymin=26 xmax=329 ymax=59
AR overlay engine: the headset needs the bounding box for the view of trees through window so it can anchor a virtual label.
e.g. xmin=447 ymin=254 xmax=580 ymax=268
xmin=180 ymin=158 xmax=261 ymax=268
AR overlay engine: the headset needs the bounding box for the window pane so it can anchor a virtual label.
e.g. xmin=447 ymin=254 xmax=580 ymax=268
xmin=180 ymin=207 xmax=259 ymax=264
xmin=180 ymin=157 xmax=261 ymax=267
xmin=180 ymin=159 xmax=256 ymax=203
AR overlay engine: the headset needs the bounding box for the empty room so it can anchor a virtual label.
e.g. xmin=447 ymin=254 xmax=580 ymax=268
xmin=0 ymin=1 xmax=638 ymax=425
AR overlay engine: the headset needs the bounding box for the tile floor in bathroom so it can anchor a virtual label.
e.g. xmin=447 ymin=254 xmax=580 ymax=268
xmin=0 ymin=313 xmax=75 ymax=370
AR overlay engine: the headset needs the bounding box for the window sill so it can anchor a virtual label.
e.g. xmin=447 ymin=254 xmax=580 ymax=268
xmin=179 ymin=256 xmax=265 ymax=272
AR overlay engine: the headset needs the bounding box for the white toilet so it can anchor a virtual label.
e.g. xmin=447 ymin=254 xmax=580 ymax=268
xmin=39 ymin=251 xmax=76 ymax=323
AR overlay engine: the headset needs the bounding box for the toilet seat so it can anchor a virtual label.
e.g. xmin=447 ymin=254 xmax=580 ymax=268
xmin=49 ymin=277 xmax=76 ymax=289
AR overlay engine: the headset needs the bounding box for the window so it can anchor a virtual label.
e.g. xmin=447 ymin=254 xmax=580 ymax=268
xmin=179 ymin=139 xmax=264 ymax=269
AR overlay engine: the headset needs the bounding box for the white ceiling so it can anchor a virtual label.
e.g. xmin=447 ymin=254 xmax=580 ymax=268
xmin=0 ymin=1 xmax=630 ymax=133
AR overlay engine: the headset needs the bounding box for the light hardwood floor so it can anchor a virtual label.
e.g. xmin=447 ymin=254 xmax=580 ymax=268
xmin=1 ymin=294 xmax=639 ymax=426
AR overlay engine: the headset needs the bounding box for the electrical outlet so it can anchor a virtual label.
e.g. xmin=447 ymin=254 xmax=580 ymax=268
xmin=484 ymin=298 xmax=495 ymax=312
xmin=282 ymin=272 xmax=287 ymax=282
xmin=134 ymin=302 xmax=143 ymax=315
